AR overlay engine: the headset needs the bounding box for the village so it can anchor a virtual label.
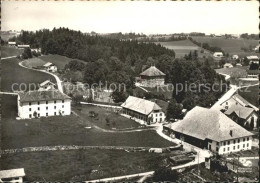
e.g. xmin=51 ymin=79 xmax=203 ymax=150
xmin=0 ymin=1 xmax=259 ymax=182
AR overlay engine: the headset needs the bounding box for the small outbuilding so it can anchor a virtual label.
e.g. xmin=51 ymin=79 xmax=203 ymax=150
xmin=0 ymin=168 xmax=25 ymax=183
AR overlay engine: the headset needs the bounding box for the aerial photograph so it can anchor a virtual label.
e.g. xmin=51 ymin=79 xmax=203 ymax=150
xmin=0 ymin=1 xmax=259 ymax=182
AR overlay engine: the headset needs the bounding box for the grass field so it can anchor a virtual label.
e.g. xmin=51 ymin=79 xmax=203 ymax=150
xmin=0 ymin=149 xmax=178 ymax=181
xmin=39 ymin=54 xmax=86 ymax=69
xmin=76 ymin=105 xmax=142 ymax=130
xmin=1 ymin=46 xmax=23 ymax=58
xmin=191 ymin=37 xmax=259 ymax=56
xmin=157 ymin=40 xmax=211 ymax=58
xmin=238 ymin=84 xmax=259 ymax=107
xmin=1 ymin=58 xmax=56 ymax=92
xmin=21 ymin=57 xmax=47 ymax=69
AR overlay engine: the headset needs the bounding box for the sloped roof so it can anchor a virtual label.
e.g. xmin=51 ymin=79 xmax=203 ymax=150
xmin=168 ymin=106 xmax=253 ymax=142
xmin=224 ymin=104 xmax=255 ymax=119
xmin=0 ymin=168 xmax=25 ymax=179
xmin=140 ymin=66 xmax=165 ymax=76
xmin=18 ymin=90 xmax=71 ymax=103
xmin=43 ymin=62 xmax=54 ymax=67
xmin=246 ymin=56 xmax=259 ymax=60
xmin=121 ymin=96 xmax=162 ymax=115
xmin=232 ymin=94 xmax=259 ymax=111
xmin=39 ymin=80 xmax=56 ymax=87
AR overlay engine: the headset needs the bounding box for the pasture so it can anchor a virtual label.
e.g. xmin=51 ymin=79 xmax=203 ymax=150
xmin=157 ymin=40 xmax=211 ymax=58
xmin=191 ymin=37 xmax=259 ymax=56
xmin=0 ymin=149 xmax=180 ymax=181
xmin=1 ymin=58 xmax=56 ymax=92
xmin=1 ymin=46 xmax=23 ymax=58
xmin=39 ymin=54 xmax=86 ymax=69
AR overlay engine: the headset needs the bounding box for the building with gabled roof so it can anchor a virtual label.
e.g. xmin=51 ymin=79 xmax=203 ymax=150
xmin=17 ymin=90 xmax=71 ymax=119
xmin=8 ymin=41 xmax=16 ymax=47
xmin=138 ymin=66 xmax=165 ymax=87
xmin=0 ymin=168 xmax=25 ymax=183
xmin=164 ymin=106 xmax=253 ymax=155
xmin=121 ymin=96 xmax=165 ymax=124
xmin=43 ymin=62 xmax=57 ymax=72
xmin=38 ymin=80 xmax=56 ymax=91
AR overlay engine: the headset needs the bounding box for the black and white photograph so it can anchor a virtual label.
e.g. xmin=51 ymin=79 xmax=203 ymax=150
xmin=0 ymin=0 xmax=259 ymax=182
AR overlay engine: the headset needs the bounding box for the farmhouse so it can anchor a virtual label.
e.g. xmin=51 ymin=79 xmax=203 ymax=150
xmin=38 ymin=80 xmax=56 ymax=91
xmin=246 ymin=56 xmax=259 ymax=64
xmin=137 ymin=66 xmax=165 ymax=87
xmin=213 ymin=52 xmax=223 ymax=58
xmin=8 ymin=41 xmax=16 ymax=47
xmin=17 ymin=44 xmax=30 ymax=49
xmin=223 ymin=63 xmax=233 ymax=68
xmin=0 ymin=168 xmax=25 ymax=183
xmin=219 ymin=94 xmax=258 ymax=129
xmin=17 ymin=90 xmax=71 ymax=119
xmin=121 ymin=96 xmax=166 ymax=125
xmin=43 ymin=62 xmax=57 ymax=72
xmin=164 ymin=106 xmax=253 ymax=155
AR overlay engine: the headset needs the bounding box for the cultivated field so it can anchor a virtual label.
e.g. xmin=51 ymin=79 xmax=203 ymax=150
xmin=1 ymin=58 xmax=56 ymax=92
xmin=191 ymin=37 xmax=259 ymax=56
xmin=0 ymin=149 xmax=182 ymax=181
xmin=157 ymin=40 xmax=211 ymax=58
xmin=39 ymin=54 xmax=86 ymax=69
xmin=1 ymin=46 xmax=23 ymax=58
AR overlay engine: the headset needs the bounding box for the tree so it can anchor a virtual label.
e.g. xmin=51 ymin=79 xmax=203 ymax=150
xmin=105 ymin=117 xmax=110 ymax=126
xmin=153 ymin=167 xmax=179 ymax=182
xmin=166 ymin=99 xmax=183 ymax=120
xmin=72 ymin=93 xmax=83 ymax=105
xmin=111 ymin=90 xmax=127 ymax=103
xmin=249 ymin=63 xmax=259 ymax=70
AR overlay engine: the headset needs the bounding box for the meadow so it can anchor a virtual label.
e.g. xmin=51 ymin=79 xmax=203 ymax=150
xmin=0 ymin=149 xmax=179 ymax=181
xmin=1 ymin=57 xmax=56 ymax=92
xmin=191 ymin=37 xmax=259 ymax=56
xmin=1 ymin=46 xmax=23 ymax=58
xmin=157 ymin=39 xmax=212 ymax=58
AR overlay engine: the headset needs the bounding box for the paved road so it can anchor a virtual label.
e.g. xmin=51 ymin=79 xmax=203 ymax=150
xmin=1 ymin=56 xmax=17 ymax=60
xmin=0 ymin=92 xmax=18 ymax=95
xmin=18 ymin=61 xmax=64 ymax=93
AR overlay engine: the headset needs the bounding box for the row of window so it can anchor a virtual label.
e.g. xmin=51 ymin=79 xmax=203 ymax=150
xmin=29 ymin=111 xmax=65 ymax=118
xmin=151 ymin=113 xmax=163 ymax=117
xmin=218 ymin=137 xmax=250 ymax=146
xmin=223 ymin=143 xmax=249 ymax=152
xmin=29 ymin=100 xmax=65 ymax=105
xmin=29 ymin=105 xmax=64 ymax=111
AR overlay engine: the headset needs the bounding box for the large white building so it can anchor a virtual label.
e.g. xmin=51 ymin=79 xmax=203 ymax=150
xmin=121 ymin=96 xmax=166 ymax=125
xmin=0 ymin=168 xmax=25 ymax=183
xmin=164 ymin=106 xmax=253 ymax=155
xmin=17 ymin=90 xmax=71 ymax=119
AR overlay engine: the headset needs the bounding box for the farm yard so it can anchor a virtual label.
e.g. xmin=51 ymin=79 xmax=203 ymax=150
xmin=1 ymin=57 xmax=56 ymax=92
xmin=0 ymin=149 xmax=185 ymax=182
xmin=191 ymin=37 xmax=259 ymax=56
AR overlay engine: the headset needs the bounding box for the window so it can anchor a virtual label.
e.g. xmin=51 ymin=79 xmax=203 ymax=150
xmin=38 ymin=107 xmax=40 ymax=111
xmin=243 ymin=138 xmax=245 ymax=142
xmin=228 ymin=141 xmax=230 ymax=145
xmin=46 ymin=101 xmax=48 ymax=104
xmin=54 ymin=112 xmax=56 ymax=116
xmin=54 ymin=106 xmax=56 ymax=109
xmin=237 ymin=145 xmax=239 ymax=149
xmin=38 ymin=102 xmax=40 ymax=105
xmin=38 ymin=114 xmax=40 ymax=117
xmin=29 ymin=114 xmax=32 ymax=118
xmin=46 ymin=113 xmax=48 ymax=116
xmin=243 ymin=144 xmax=245 ymax=148
xmin=223 ymin=142 xmax=226 ymax=146
xmin=54 ymin=100 xmax=56 ymax=104
xmin=247 ymin=137 xmax=249 ymax=141
xmin=62 ymin=100 xmax=64 ymax=103
xmin=160 ymin=113 xmax=162 ymax=116
xmin=46 ymin=107 xmax=48 ymax=110
xmin=29 ymin=102 xmax=31 ymax=106
xmin=233 ymin=146 xmax=235 ymax=150
xmin=29 ymin=108 xmax=31 ymax=111
xmin=238 ymin=139 xmax=240 ymax=143
xmin=247 ymin=143 xmax=249 ymax=147
xmin=217 ymin=142 xmax=219 ymax=146
xmin=62 ymin=105 xmax=64 ymax=108
xmin=216 ymin=147 xmax=219 ymax=152
xmin=223 ymin=148 xmax=225 ymax=152
xmin=233 ymin=140 xmax=236 ymax=144
xmin=228 ymin=147 xmax=230 ymax=151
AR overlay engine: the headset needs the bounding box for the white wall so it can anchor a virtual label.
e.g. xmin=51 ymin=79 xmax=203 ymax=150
xmin=149 ymin=111 xmax=165 ymax=123
xmin=217 ymin=136 xmax=252 ymax=155
xmin=245 ymin=112 xmax=258 ymax=128
xmin=18 ymin=99 xmax=71 ymax=119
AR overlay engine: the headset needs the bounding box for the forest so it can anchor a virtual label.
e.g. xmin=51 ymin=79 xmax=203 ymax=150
xmin=10 ymin=28 xmax=228 ymax=111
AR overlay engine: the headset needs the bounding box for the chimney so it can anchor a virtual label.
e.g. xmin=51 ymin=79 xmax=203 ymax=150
xmin=230 ymin=130 xmax=233 ymax=137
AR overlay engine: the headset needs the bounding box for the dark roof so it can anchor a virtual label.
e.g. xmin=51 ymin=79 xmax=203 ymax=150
xmin=167 ymin=106 xmax=253 ymax=142
xmin=18 ymin=90 xmax=71 ymax=103
xmin=225 ymin=105 xmax=255 ymax=119
xmin=140 ymin=66 xmax=165 ymax=76
xmin=247 ymin=70 xmax=260 ymax=75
